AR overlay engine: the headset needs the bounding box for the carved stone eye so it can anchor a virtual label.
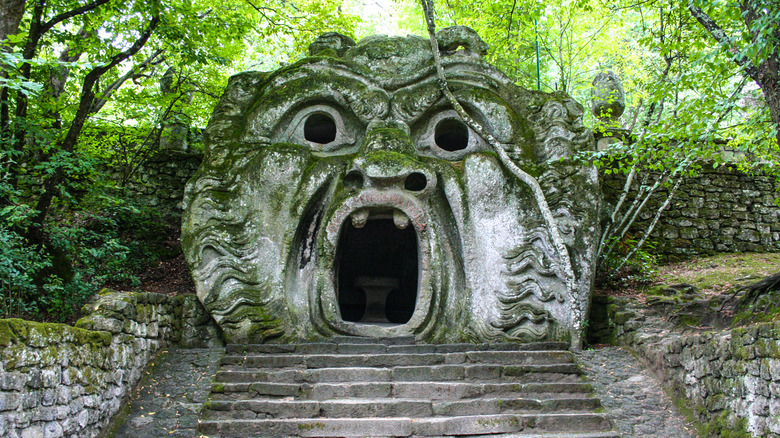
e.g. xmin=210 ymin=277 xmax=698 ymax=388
xmin=304 ymin=113 xmax=337 ymax=144
xmin=434 ymin=118 xmax=469 ymax=151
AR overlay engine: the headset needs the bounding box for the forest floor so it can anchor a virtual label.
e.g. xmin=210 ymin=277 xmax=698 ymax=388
xmin=652 ymin=252 xmax=780 ymax=295
xmin=134 ymin=253 xmax=195 ymax=296
xmin=597 ymin=252 xmax=780 ymax=327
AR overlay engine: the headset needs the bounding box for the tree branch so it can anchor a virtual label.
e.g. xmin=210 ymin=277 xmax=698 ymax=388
xmin=39 ymin=0 xmax=112 ymax=36
xmin=506 ymin=0 xmax=518 ymax=39
xmin=611 ymin=162 xmax=689 ymax=275
xmin=687 ymin=4 xmax=760 ymax=81
xmin=89 ymin=48 xmax=165 ymax=115
xmin=245 ymin=0 xmax=302 ymax=31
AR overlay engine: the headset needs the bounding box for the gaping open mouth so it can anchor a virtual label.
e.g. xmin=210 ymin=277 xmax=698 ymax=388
xmin=335 ymin=207 xmax=419 ymax=325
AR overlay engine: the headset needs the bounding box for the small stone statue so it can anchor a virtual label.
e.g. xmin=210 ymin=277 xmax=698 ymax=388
xmin=159 ymin=67 xmax=190 ymax=152
xmin=591 ymin=70 xmax=625 ymax=126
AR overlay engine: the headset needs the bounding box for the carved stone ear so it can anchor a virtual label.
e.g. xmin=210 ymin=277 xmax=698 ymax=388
xmin=436 ymin=26 xmax=489 ymax=58
xmin=308 ymin=32 xmax=356 ymax=58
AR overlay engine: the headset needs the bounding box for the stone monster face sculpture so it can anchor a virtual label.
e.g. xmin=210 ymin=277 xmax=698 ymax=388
xmin=182 ymin=28 xmax=601 ymax=344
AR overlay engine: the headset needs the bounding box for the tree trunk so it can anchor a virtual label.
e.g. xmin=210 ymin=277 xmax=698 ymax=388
xmin=31 ymin=14 xmax=160 ymax=227
xmin=0 ymin=0 xmax=25 ymax=44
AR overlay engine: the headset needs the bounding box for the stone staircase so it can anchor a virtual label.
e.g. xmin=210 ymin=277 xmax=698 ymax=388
xmin=198 ymin=337 xmax=619 ymax=437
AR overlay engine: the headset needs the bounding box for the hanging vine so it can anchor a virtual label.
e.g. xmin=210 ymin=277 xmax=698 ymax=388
xmin=419 ymin=0 xmax=583 ymax=349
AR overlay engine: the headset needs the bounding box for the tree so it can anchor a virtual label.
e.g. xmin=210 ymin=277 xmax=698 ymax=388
xmin=397 ymin=0 xmax=778 ymax=286
xmin=0 ymin=0 xmax=361 ymax=320
xmin=688 ymin=0 xmax=780 ymax=147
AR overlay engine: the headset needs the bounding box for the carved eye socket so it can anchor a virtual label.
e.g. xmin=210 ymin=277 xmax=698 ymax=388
xmin=304 ymin=113 xmax=337 ymax=144
xmin=414 ymin=110 xmax=485 ymax=160
xmin=276 ymin=104 xmax=358 ymax=154
xmin=434 ymin=118 xmax=469 ymax=151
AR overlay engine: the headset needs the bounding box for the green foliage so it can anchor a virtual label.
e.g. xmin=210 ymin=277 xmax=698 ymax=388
xmin=0 ymin=0 xmax=364 ymax=324
xmin=0 ymin=222 xmax=51 ymax=319
xmin=0 ymin=179 xmax=176 ymax=322
xmin=701 ymin=410 xmax=751 ymax=438
xmin=51 ymin=195 xmax=176 ymax=287
xmin=596 ymin=234 xmax=658 ymax=291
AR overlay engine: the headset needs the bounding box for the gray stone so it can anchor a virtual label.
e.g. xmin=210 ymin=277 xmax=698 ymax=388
xmin=0 ymin=392 xmax=21 ymax=411
xmin=42 ymin=422 xmax=62 ymax=438
xmin=20 ymin=426 xmax=44 ymax=438
xmin=129 ymin=416 xmax=154 ymax=428
xmin=591 ymin=70 xmax=625 ymax=123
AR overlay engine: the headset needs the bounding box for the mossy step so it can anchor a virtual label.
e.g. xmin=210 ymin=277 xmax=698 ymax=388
xmin=424 ymin=432 xmax=621 ymax=438
xmin=210 ymin=381 xmax=595 ymax=401
xmin=215 ymin=363 xmax=583 ymax=384
xmin=224 ymin=341 xmax=570 ymax=355
xmin=202 ymin=396 xmax=602 ymax=420
xmin=197 ymin=413 xmax=614 ymax=437
xmin=219 ymin=351 xmax=575 ymax=369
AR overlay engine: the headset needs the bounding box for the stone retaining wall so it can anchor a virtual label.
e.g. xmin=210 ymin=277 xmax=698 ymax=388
xmin=0 ymin=291 xmax=220 ymax=438
xmin=591 ymin=295 xmax=780 ymax=436
xmin=601 ymin=164 xmax=780 ymax=259
xmin=109 ymin=150 xmax=202 ymax=223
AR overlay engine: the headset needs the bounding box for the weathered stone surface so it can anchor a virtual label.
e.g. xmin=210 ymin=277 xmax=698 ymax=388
xmin=199 ymin=339 xmax=617 ymax=437
xmin=591 ymin=70 xmax=625 ymax=123
xmin=181 ymin=28 xmax=601 ymax=344
xmin=597 ymin=294 xmax=780 ymax=437
xmin=601 ymin=164 xmax=780 ymax=258
xmin=0 ymin=292 xmax=220 ymax=438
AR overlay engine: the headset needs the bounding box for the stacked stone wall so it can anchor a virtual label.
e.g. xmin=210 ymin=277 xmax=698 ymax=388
xmin=602 ymin=163 xmax=780 ymax=259
xmin=593 ymin=295 xmax=780 ymax=436
xmin=109 ymin=150 xmax=202 ymax=223
xmin=0 ymin=291 xmax=219 ymax=438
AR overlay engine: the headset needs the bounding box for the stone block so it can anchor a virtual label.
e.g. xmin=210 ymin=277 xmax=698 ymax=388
xmin=768 ymin=415 xmax=780 ymax=435
xmin=20 ymin=426 xmax=43 ymax=438
xmin=0 ymin=373 xmax=26 ymax=391
xmin=753 ymin=396 xmax=770 ymax=416
xmin=770 ymin=359 xmax=780 ymax=382
xmin=0 ymin=391 xmax=22 ymax=411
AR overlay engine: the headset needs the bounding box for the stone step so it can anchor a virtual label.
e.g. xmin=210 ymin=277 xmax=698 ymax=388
xmin=219 ymin=350 xmax=575 ymax=369
xmin=210 ymin=381 xmax=594 ymax=401
xmin=198 ymin=413 xmax=614 ymax=437
xmin=202 ymin=396 xmax=602 ymax=420
xmin=200 ymin=341 xmax=617 ymax=438
xmin=328 ymin=336 xmax=417 ymax=344
xmin=215 ymin=363 xmax=583 ymax=384
xmin=225 ymin=341 xmax=570 ymax=355
xmin=426 ymin=433 xmax=621 ymax=438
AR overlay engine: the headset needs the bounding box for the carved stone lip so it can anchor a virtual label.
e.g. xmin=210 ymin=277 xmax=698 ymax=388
xmin=325 ymin=190 xmax=428 ymax=242
xmin=317 ymin=189 xmax=433 ymax=338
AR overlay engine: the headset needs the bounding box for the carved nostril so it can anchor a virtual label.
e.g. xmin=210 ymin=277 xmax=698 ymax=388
xmin=404 ymin=172 xmax=427 ymax=192
xmin=344 ymin=170 xmax=364 ymax=189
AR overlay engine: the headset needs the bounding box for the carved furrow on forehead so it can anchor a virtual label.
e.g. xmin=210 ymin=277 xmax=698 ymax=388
xmin=391 ymin=79 xmax=442 ymax=122
xmin=389 ymin=61 xmax=513 ymax=124
xmin=286 ymin=64 xmax=395 ymax=122
xmin=242 ymin=68 xmax=388 ymax=140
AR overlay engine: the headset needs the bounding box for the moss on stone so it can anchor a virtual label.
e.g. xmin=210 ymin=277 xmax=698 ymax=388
xmin=702 ymin=411 xmax=752 ymax=438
